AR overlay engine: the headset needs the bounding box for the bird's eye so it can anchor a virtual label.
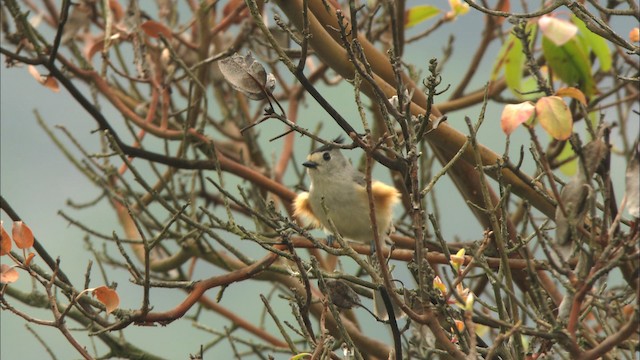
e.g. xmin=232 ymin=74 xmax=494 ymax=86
xmin=322 ymin=152 xmax=331 ymax=161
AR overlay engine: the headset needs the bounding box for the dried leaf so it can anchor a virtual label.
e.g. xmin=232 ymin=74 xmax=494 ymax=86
xmin=325 ymin=279 xmax=361 ymax=309
xmin=581 ymin=136 xmax=608 ymax=178
xmin=625 ymin=141 xmax=639 ymax=218
xmin=0 ymin=221 xmax=11 ymax=256
xmin=12 ymin=221 xmax=34 ymax=249
xmin=0 ymin=264 xmax=19 ymax=284
xmin=218 ymin=52 xmax=275 ymax=100
xmin=92 ymin=286 xmax=120 ymax=314
xmin=140 ymin=20 xmax=173 ymax=39
xmin=555 ymin=177 xmax=593 ymax=247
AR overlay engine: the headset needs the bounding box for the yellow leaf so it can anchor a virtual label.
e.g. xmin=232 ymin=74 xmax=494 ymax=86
xmin=555 ymin=87 xmax=587 ymax=106
xmin=536 ymin=96 xmax=573 ymax=140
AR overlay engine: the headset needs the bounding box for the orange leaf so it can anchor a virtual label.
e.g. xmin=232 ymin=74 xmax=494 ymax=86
xmin=500 ymin=101 xmax=535 ymax=135
xmin=0 ymin=221 xmax=11 ymax=256
xmin=92 ymin=286 xmax=120 ymax=314
xmin=26 ymin=65 xmax=60 ymax=93
xmin=12 ymin=221 xmax=34 ymax=249
xmin=493 ymin=0 xmax=509 ymax=25
xmin=536 ymin=96 xmax=573 ymax=140
xmin=140 ymin=20 xmax=173 ymax=39
xmin=42 ymin=76 xmax=60 ymax=92
xmin=555 ymin=87 xmax=587 ymax=106
xmin=630 ymin=27 xmax=640 ymax=42
xmin=85 ymin=38 xmax=105 ymax=62
xmin=0 ymin=264 xmax=19 ymax=284
xmin=27 ymin=65 xmax=43 ymax=84
xmin=109 ymin=0 xmax=125 ymax=22
xmin=25 ymin=252 xmax=36 ymax=267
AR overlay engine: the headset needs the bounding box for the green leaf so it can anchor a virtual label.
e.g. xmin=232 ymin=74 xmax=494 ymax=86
xmin=491 ymin=24 xmax=537 ymax=99
xmin=536 ymin=96 xmax=573 ymax=140
xmin=542 ymin=36 xmax=595 ymax=96
xmin=558 ymin=141 xmax=578 ymax=176
xmin=572 ymin=15 xmax=612 ymax=72
xmin=405 ymin=5 xmax=440 ymax=29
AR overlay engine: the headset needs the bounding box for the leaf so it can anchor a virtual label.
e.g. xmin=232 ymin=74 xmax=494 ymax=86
xmin=625 ymin=142 xmax=639 ymax=218
xmin=557 ymin=141 xmax=578 ymax=176
xmin=24 ymin=252 xmax=36 ymax=267
xmin=109 ymin=0 xmax=125 ymax=22
xmin=445 ymin=0 xmax=469 ymax=19
xmin=86 ymin=38 xmax=105 ymax=61
xmin=12 ymin=221 xmax=34 ymax=249
xmin=542 ymin=36 xmax=595 ymax=96
xmin=0 ymin=264 xmax=19 ymax=284
xmin=42 ymin=76 xmax=60 ymax=92
xmin=493 ymin=0 xmax=510 ymax=26
xmin=404 ymin=5 xmax=440 ymax=28
xmin=555 ymin=87 xmax=587 ymax=106
xmin=539 ymin=16 xmax=578 ymax=46
xmin=630 ymin=27 xmax=640 ymax=42
xmin=26 ymin=66 xmax=60 ymax=93
xmin=290 ymin=354 xmax=312 ymax=360
xmin=218 ymin=52 xmax=276 ymax=100
xmin=500 ymin=101 xmax=535 ymax=135
xmin=92 ymin=286 xmax=120 ymax=315
xmin=140 ymin=20 xmax=173 ymax=39
xmin=536 ymin=96 xmax=573 ymax=140
xmin=572 ymin=15 xmax=612 ymax=72
xmin=1 ymin=221 xmax=11 ymax=256
xmin=491 ymin=24 xmax=537 ymax=98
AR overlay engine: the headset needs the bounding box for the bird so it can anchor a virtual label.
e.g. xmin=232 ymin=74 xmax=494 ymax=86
xmin=293 ymin=138 xmax=401 ymax=319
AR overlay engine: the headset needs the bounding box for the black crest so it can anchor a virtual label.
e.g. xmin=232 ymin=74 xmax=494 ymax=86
xmin=312 ymin=136 xmax=345 ymax=154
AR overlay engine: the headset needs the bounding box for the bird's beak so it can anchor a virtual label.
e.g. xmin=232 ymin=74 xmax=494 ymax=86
xmin=302 ymin=161 xmax=318 ymax=169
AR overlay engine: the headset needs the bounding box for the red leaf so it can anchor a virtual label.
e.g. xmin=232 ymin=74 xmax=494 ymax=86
xmin=140 ymin=20 xmax=173 ymax=39
xmin=92 ymin=286 xmax=120 ymax=314
xmin=0 ymin=264 xmax=19 ymax=284
xmin=0 ymin=221 xmax=11 ymax=256
xmin=12 ymin=221 xmax=34 ymax=249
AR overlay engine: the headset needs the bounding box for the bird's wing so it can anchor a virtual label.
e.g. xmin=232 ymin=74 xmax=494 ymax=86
xmin=293 ymin=192 xmax=321 ymax=228
xmin=352 ymin=171 xmax=366 ymax=186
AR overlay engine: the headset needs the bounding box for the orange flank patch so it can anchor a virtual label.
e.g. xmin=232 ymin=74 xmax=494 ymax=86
xmin=371 ymin=181 xmax=400 ymax=212
xmin=293 ymin=192 xmax=320 ymax=228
